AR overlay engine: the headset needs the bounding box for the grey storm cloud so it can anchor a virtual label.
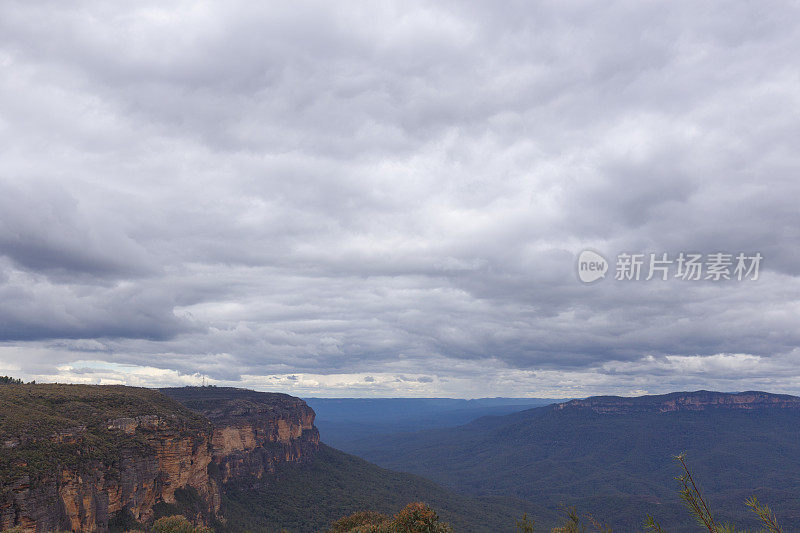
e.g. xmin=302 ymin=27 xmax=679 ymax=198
xmin=0 ymin=0 xmax=799 ymax=396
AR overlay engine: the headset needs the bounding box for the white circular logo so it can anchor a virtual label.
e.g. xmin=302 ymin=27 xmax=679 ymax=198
xmin=577 ymin=250 xmax=608 ymax=283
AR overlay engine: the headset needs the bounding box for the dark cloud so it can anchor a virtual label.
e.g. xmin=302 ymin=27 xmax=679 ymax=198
xmin=0 ymin=0 xmax=798 ymax=396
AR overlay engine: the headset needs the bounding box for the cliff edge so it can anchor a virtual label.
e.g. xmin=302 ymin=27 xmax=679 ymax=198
xmin=161 ymin=387 xmax=320 ymax=483
xmin=0 ymin=384 xmax=319 ymax=532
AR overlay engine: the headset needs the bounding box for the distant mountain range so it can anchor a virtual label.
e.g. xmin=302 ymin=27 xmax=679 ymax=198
xmin=345 ymin=390 xmax=800 ymax=532
xmin=557 ymin=390 xmax=800 ymax=413
xmin=304 ymin=397 xmax=564 ymax=450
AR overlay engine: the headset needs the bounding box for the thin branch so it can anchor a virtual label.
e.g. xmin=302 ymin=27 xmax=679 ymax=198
xmin=677 ymin=454 xmax=716 ymax=528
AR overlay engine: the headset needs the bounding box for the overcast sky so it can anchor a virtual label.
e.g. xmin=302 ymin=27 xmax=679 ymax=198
xmin=1 ymin=0 xmax=799 ymax=398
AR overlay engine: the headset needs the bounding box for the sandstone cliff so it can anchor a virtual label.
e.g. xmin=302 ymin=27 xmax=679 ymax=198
xmin=0 ymin=384 xmax=319 ymax=532
xmin=161 ymin=387 xmax=320 ymax=484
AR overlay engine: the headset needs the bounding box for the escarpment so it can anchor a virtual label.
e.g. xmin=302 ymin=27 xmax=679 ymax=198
xmin=162 ymin=387 xmax=320 ymax=483
xmin=0 ymin=384 xmax=319 ymax=532
xmin=557 ymin=390 xmax=800 ymax=414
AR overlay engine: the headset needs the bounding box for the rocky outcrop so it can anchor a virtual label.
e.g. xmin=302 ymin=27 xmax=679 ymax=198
xmin=557 ymin=390 xmax=800 ymax=414
xmin=0 ymin=385 xmax=320 ymax=532
xmin=1 ymin=415 xmax=217 ymax=533
xmin=162 ymin=387 xmax=320 ymax=484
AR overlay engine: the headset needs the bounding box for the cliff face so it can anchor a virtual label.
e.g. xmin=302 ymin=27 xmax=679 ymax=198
xmin=557 ymin=390 xmax=800 ymax=414
xmin=1 ymin=414 xmax=217 ymax=533
xmin=162 ymin=387 xmax=320 ymax=484
xmin=0 ymin=385 xmax=319 ymax=533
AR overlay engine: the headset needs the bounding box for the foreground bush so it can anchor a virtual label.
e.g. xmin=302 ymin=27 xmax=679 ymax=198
xmin=329 ymin=502 xmax=453 ymax=533
xmin=329 ymin=511 xmax=390 ymax=532
xmin=150 ymin=515 xmax=213 ymax=533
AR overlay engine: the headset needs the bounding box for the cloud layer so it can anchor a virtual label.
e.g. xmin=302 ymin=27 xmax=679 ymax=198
xmin=1 ymin=0 xmax=799 ymax=397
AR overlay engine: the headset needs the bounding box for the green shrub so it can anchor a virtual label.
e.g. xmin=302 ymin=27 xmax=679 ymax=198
xmin=392 ymin=502 xmax=452 ymax=533
xmin=151 ymin=515 xmax=212 ymax=533
xmin=516 ymin=513 xmax=535 ymax=533
xmin=330 ymin=511 xmax=390 ymax=532
xmin=329 ymin=502 xmax=452 ymax=533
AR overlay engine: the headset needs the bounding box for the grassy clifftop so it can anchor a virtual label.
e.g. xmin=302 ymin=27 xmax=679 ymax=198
xmin=0 ymin=382 xmax=211 ymax=483
xmin=160 ymin=386 xmax=314 ymax=427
